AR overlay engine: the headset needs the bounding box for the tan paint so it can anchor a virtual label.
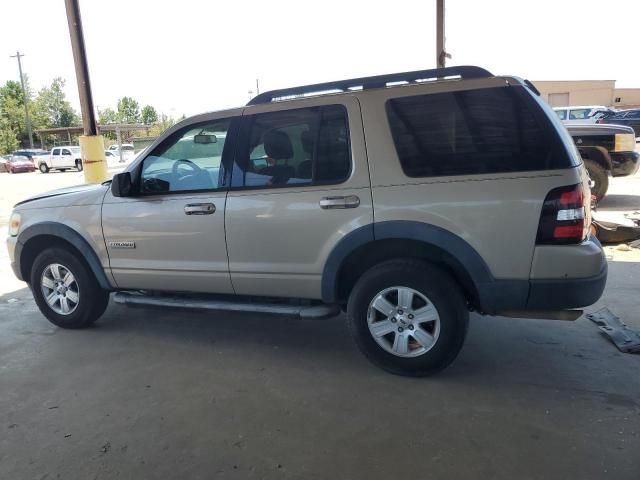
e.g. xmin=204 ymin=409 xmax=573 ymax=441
xmin=226 ymin=95 xmax=372 ymax=298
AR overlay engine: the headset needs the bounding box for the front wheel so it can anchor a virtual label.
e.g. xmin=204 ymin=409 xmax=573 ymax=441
xmin=76 ymin=159 xmax=83 ymax=171
xmin=39 ymin=163 xmax=49 ymax=173
xmin=347 ymin=259 xmax=469 ymax=377
xmin=30 ymin=247 xmax=110 ymax=329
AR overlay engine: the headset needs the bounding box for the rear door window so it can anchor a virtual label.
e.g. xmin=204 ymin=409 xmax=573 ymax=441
xmin=232 ymin=105 xmax=351 ymax=188
xmin=386 ymin=86 xmax=570 ymax=177
xmin=555 ymin=109 xmax=567 ymax=120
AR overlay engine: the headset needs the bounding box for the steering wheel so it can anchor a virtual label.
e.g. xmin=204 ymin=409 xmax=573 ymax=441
xmin=172 ymin=159 xmax=203 ymax=176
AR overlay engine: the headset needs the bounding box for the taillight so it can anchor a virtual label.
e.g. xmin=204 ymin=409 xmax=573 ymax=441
xmin=537 ymin=184 xmax=588 ymax=245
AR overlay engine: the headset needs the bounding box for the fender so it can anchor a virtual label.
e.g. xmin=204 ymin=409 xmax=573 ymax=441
xmin=14 ymin=222 xmax=113 ymax=290
xmin=321 ymin=220 xmax=529 ymax=313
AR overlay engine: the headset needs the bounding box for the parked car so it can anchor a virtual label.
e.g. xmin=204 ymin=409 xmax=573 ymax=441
xmin=5 ymin=154 xmax=36 ymax=174
xmin=6 ymin=66 xmax=607 ymax=376
xmin=108 ymin=144 xmax=135 ymax=162
xmin=553 ymin=105 xmax=615 ymax=124
xmin=37 ymin=146 xmax=83 ymax=173
xmin=108 ymin=143 xmax=134 ymax=152
xmin=596 ymin=108 xmax=640 ymax=137
xmin=566 ymin=124 xmax=639 ymax=200
xmin=14 ymin=149 xmax=50 ymax=164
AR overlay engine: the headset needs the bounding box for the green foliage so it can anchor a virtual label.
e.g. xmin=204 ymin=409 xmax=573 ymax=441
xmin=141 ymin=105 xmax=158 ymax=125
xmin=146 ymin=113 xmax=177 ymax=137
xmin=98 ymin=107 xmax=118 ymax=125
xmin=0 ymin=80 xmax=27 ymax=133
xmin=0 ymin=119 xmax=19 ymax=155
xmin=117 ymin=96 xmax=140 ymax=124
xmin=32 ymin=77 xmax=79 ymax=128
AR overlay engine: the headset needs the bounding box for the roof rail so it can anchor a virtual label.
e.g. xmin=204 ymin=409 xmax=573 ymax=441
xmin=247 ymin=65 xmax=493 ymax=106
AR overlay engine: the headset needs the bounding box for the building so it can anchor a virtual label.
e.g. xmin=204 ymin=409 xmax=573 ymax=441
xmin=533 ymin=80 xmax=640 ymax=109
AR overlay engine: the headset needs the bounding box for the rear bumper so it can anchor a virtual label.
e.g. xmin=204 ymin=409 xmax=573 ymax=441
xmin=478 ymin=236 xmax=607 ymax=314
xmin=527 ymin=262 xmax=607 ymax=309
xmin=610 ymin=151 xmax=640 ymax=177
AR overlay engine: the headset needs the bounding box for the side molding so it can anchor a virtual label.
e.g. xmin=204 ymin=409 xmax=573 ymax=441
xmin=15 ymin=222 xmax=113 ymax=290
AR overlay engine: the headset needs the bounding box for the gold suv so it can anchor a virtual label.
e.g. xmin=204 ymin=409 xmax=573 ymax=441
xmin=7 ymin=66 xmax=607 ymax=376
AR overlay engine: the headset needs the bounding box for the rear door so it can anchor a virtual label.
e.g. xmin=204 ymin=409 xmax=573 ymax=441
xmin=60 ymin=148 xmax=74 ymax=167
xmin=224 ymin=96 xmax=372 ymax=299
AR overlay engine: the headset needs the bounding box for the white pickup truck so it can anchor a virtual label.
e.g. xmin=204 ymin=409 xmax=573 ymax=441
xmin=38 ymin=146 xmax=83 ymax=173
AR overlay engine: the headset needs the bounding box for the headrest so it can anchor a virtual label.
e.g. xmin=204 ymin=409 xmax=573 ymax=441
xmin=264 ymin=130 xmax=293 ymax=160
xmin=301 ymin=130 xmax=314 ymax=154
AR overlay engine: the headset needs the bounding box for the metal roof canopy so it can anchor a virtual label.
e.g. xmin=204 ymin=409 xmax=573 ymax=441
xmin=35 ymin=124 xmax=149 ymax=135
xmin=247 ymin=66 xmax=493 ymax=105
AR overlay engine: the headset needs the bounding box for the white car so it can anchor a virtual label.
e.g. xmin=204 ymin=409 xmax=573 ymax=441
xmin=38 ymin=146 xmax=83 ymax=173
xmin=553 ymin=105 xmax=615 ymax=124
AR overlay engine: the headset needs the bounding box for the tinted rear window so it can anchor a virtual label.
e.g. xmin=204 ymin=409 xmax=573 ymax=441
xmin=386 ymin=87 xmax=570 ymax=178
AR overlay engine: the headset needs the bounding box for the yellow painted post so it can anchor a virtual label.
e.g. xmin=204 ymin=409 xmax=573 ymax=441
xmin=79 ymin=135 xmax=108 ymax=183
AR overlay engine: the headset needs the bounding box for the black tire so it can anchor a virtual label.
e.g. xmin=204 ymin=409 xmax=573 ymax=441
xmin=584 ymin=159 xmax=609 ymax=201
xmin=76 ymin=159 xmax=83 ymax=171
xmin=347 ymin=259 xmax=469 ymax=377
xmin=39 ymin=163 xmax=49 ymax=173
xmin=30 ymin=247 xmax=110 ymax=329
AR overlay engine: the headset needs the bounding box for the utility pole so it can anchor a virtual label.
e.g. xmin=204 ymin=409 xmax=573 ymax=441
xmin=10 ymin=51 xmax=34 ymax=149
xmin=436 ymin=0 xmax=451 ymax=68
xmin=64 ymin=0 xmax=107 ymax=183
xmin=256 ymin=78 xmax=260 ymax=96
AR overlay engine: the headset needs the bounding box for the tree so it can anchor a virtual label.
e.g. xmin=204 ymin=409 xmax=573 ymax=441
xmin=117 ymin=96 xmax=140 ymax=124
xmin=0 ymin=119 xmax=18 ymax=155
xmin=0 ymin=80 xmax=28 ymax=146
xmin=98 ymin=107 xmax=118 ymax=125
xmin=32 ymin=78 xmax=79 ymax=128
xmin=141 ymin=105 xmax=158 ymax=125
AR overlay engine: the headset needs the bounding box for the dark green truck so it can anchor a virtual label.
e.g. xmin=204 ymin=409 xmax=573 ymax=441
xmin=567 ymin=123 xmax=639 ymax=200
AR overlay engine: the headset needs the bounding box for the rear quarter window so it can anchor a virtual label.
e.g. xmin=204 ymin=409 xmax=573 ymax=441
xmin=386 ymin=86 xmax=573 ymax=177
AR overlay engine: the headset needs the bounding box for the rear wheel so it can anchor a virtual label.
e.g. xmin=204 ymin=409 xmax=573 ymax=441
xmin=39 ymin=163 xmax=49 ymax=173
xmin=347 ymin=259 xmax=469 ymax=377
xmin=584 ymin=159 xmax=609 ymax=201
xmin=30 ymin=247 xmax=110 ymax=329
xmin=75 ymin=159 xmax=83 ymax=171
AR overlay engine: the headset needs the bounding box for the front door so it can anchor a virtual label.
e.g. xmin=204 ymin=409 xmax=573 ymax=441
xmin=102 ymin=115 xmax=238 ymax=293
xmin=51 ymin=148 xmax=61 ymax=168
xmin=225 ymin=97 xmax=372 ymax=299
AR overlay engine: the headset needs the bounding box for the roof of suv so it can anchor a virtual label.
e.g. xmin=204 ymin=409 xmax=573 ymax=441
xmin=247 ymin=65 xmax=499 ymax=106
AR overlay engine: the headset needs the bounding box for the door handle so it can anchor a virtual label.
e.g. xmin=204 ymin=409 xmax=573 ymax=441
xmin=319 ymin=195 xmax=360 ymax=210
xmin=184 ymin=203 xmax=216 ymax=215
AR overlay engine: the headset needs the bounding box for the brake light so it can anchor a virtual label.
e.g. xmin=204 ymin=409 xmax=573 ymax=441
xmin=537 ymin=184 xmax=588 ymax=244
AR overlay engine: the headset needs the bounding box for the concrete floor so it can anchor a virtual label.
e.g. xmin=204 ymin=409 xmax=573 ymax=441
xmin=1 ymin=167 xmax=640 ymax=479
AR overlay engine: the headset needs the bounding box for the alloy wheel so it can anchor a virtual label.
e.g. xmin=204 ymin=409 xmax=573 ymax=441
xmin=367 ymin=286 xmax=441 ymax=358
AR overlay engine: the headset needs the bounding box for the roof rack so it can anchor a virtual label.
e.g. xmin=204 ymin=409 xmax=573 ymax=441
xmin=247 ymin=65 xmax=493 ymax=106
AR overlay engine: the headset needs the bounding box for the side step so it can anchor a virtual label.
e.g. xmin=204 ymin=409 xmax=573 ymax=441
xmin=113 ymin=292 xmax=341 ymax=320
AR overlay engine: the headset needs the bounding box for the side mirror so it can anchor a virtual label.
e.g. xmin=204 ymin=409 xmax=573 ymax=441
xmin=111 ymin=172 xmax=133 ymax=197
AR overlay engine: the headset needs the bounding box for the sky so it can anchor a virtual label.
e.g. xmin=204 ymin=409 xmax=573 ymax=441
xmin=0 ymin=0 xmax=639 ymax=118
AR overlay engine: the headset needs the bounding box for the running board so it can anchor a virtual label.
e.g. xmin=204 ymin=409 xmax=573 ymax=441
xmin=113 ymin=292 xmax=340 ymax=320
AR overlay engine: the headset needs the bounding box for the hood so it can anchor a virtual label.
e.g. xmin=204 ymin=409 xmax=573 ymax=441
xmin=11 ymin=159 xmax=33 ymax=166
xmin=14 ymin=183 xmax=109 ymax=208
xmin=566 ymin=123 xmax=635 ymax=136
